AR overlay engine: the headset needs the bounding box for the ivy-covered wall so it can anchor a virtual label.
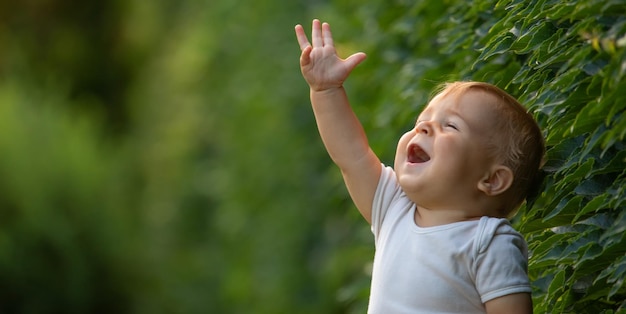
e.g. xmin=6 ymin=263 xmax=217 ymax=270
xmin=328 ymin=0 xmax=625 ymax=312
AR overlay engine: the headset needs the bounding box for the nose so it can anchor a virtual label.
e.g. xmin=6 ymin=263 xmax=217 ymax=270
xmin=416 ymin=121 xmax=432 ymax=135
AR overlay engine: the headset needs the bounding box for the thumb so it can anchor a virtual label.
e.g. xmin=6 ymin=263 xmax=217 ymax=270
xmin=344 ymin=52 xmax=367 ymax=72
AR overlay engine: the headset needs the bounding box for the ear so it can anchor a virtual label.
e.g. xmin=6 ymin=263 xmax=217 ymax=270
xmin=477 ymin=165 xmax=514 ymax=196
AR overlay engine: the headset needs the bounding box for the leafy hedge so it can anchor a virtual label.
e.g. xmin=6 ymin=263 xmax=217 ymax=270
xmin=329 ymin=0 xmax=626 ymax=312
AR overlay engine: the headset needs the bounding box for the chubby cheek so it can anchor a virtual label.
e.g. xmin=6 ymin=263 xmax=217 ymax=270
xmin=394 ymin=132 xmax=413 ymax=168
xmin=439 ymin=140 xmax=480 ymax=175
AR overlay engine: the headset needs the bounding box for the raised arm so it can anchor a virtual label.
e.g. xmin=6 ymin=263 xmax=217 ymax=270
xmin=295 ymin=20 xmax=381 ymax=223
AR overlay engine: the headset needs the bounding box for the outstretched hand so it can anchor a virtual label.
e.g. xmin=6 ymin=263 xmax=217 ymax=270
xmin=295 ymin=19 xmax=367 ymax=92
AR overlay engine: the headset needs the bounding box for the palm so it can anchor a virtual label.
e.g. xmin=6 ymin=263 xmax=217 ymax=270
xmin=302 ymin=46 xmax=351 ymax=90
xmin=295 ymin=20 xmax=366 ymax=91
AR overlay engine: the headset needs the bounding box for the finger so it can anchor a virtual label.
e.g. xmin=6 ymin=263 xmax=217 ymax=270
xmin=344 ymin=52 xmax=367 ymax=72
xmin=294 ymin=24 xmax=310 ymax=51
xmin=300 ymin=45 xmax=312 ymax=66
xmin=311 ymin=19 xmax=323 ymax=47
xmin=322 ymin=22 xmax=334 ymax=47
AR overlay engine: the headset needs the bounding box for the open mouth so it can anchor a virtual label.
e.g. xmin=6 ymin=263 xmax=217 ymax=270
xmin=407 ymin=144 xmax=431 ymax=163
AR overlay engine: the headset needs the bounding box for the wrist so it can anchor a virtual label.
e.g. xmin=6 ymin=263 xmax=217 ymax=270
xmin=310 ymin=85 xmax=344 ymax=94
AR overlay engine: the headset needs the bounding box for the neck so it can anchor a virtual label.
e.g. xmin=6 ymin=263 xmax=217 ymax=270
xmin=414 ymin=206 xmax=488 ymax=227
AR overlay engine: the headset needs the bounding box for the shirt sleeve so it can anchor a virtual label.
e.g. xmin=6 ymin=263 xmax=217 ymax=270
xmin=473 ymin=218 xmax=532 ymax=303
xmin=370 ymin=164 xmax=403 ymax=242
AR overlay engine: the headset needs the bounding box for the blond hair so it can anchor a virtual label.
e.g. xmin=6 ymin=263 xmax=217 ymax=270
xmin=436 ymin=81 xmax=545 ymax=216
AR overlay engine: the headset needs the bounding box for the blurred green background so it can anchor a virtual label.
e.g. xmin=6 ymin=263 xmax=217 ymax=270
xmin=0 ymin=1 xmax=373 ymax=313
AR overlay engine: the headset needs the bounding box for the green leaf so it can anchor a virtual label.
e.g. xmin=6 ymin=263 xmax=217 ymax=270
xmin=529 ymin=232 xmax=572 ymax=263
xmin=557 ymin=157 xmax=595 ymax=182
xmin=591 ymin=150 xmax=626 ymax=176
xmin=543 ymin=195 xmax=583 ymax=222
xmin=545 ymin=268 xmax=567 ymax=310
xmin=597 ymin=255 xmax=626 ymax=298
xmin=511 ymin=21 xmax=558 ymax=54
xmin=545 ymin=1 xmax=577 ymax=20
xmin=545 ymin=120 xmax=571 ymax=146
xmin=558 ymin=230 xmax=602 ymax=263
xmin=572 ymin=242 xmax=605 ymax=275
xmin=474 ymin=32 xmax=515 ymax=67
xmin=600 ymin=210 xmax=626 ymax=247
xmin=579 ymin=124 xmax=609 ymax=161
xmin=570 ymin=100 xmax=608 ymax=137
xmin=607 ymin=82 xmax=626 ymax=122
xmin=494 ymin=0 xmax=513 ymax=10
xmin=551 ymin=67 xmax=584 ymax=92
xmin=576 ymin=213 xmax=614 ymax=230
xmin=573 ymin=194 xmax=610 ymax=222
xmin=602 ymin=116 xmax=626 ymax=153
xmin=559 ymin=44 xmax=594 ymax=73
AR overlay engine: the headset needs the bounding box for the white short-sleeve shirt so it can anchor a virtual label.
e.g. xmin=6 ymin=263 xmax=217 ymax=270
xmin=367 ymin=164 xmax=531 ymax=314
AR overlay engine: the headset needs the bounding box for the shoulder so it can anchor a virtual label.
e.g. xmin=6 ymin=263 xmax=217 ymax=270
xmin=474 ymin=216 xmax=526 ymax=256
xmin=371 ymin=164 xmax=412 ymax=237
xmin=372 ymin=164 xmax=407 ymax=215
xmin=472 ymin=217 xmax=531 ymax=303
xmin=374 ymin=164 xmax=403 ymax=198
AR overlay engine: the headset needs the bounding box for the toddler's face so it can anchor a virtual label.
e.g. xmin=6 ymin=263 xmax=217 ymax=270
xmin=394 ymin=90 xmax=501 ymax=209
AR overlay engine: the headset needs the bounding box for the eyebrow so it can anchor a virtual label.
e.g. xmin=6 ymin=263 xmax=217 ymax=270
xmin=416 ymin=106 xmax=464 ymax=122
xmin=443 ymin=105 xmax=463 ymax=117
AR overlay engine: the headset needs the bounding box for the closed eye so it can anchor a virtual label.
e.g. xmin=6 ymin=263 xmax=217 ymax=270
xmin=446 ymin=122 xmax=459 ymax=130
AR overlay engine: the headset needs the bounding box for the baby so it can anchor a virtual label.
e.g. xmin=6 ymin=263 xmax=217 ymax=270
xmin=295 ymin=20 xmax=544 ymax=313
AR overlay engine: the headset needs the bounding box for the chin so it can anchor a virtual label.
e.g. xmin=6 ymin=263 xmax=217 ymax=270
xmin=396 ymin=174 xmax=424 ymax=194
